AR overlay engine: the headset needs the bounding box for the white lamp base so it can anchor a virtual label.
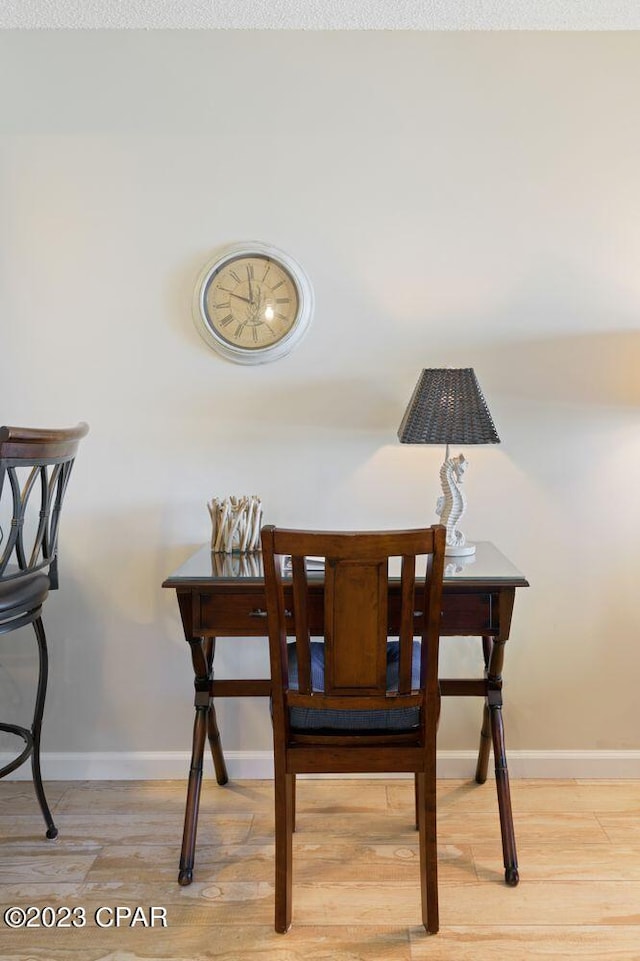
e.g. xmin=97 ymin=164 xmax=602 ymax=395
xmin=445 ymin=542 xmax=476 ymax=557
xmin=436 ymin=448 xmax=476 ymax=558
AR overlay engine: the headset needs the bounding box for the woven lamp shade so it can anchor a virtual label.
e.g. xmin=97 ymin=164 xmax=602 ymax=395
xmin=398 ymin=368 xmax=500 ymax=446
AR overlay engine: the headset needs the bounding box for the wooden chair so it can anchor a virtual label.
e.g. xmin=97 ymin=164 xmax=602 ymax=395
xmin=261 ymin=523 xmax=446 ymax=934
xmin=0 ymin=423 xmax=88 ymax=838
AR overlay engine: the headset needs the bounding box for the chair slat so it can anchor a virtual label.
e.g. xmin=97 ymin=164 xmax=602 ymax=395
xmin=28 ymin=466 xmax=54 ymax=569
xmin=0 ymin=468 xmax=22 ymax=575
xmin=291 ymin=555 xmax=312 ymax=695
xmin=324 ymin=557 xmax=388 ymax=696
xmin=398 ymin=554 xmax=416 ymax=695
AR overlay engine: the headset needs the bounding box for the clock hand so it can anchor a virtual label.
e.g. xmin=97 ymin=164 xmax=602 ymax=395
xmin=247 ymin=266 xmax=254 ymax=305
xmin=229 ymin=291 xmax=252 ymax=305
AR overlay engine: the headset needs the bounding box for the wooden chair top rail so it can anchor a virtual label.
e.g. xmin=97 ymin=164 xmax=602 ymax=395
xmin=267 ymin=526 xmax=438 ymax=562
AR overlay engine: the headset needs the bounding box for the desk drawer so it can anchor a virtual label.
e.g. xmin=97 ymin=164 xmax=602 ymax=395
xmin=440 ymin=592 xmax=493 ymax=635
xmin=192 ymin=589 xmax=325 ymax=636
xmin=193 ymin=591 xmax=267 ymax=635
xmin=192 ymin=588 xmax=494 ymax=637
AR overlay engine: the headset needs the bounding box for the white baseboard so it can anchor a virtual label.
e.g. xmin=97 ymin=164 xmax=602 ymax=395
xmin=2 ymin=749 xmax=640 ymax=781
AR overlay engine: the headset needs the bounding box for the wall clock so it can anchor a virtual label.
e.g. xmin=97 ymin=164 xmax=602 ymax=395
xmin=192 ymin=241 xmax=314 ymax=364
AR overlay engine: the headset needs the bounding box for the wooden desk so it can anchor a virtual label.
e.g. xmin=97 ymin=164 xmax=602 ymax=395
xmin=163 ymin=541 xmax=528 ymax=887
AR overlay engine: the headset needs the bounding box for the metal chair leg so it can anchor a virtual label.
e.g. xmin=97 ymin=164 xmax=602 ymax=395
xmin=31 ymin=617 xmax=58 ymax=839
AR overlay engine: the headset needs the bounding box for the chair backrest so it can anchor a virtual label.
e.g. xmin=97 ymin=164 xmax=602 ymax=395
xmin=261 ymin=524 xmax=446 ymax=735
xmin=0 ymin=423 xmax=89 ymax=588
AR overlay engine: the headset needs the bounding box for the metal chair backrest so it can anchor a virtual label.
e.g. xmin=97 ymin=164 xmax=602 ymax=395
xmin=0 ymin=424 xmax=89 ymax=589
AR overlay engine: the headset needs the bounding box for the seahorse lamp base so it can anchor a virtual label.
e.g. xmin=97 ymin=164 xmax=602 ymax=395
xmin=445 ymin=541 xmax=476 ymax=557
xmin=436 ymin=450 xmax=478 ymax=557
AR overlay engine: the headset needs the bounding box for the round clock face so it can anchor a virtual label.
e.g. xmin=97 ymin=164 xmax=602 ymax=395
xmin=193 ymin=242 xmax=314 ymax=364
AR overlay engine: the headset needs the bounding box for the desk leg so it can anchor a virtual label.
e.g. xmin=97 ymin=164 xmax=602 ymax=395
xmin=490 ymin=693 xmax=519 ymax=886
xmin=178 ymin=635 xmax=227 ymax=886
xmin=178 ymin=689 xmax=207 ymax=886
xmin=475 ymin=636 xmax=493 ymax=785
xmin=477 ymin=634 xmax=519 ymax=887
xmin=204 ymin=638 xmax=229 ymax=786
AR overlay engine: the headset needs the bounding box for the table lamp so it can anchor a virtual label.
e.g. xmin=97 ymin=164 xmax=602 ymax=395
xmin=397 ymin=368 xmax=500 ymax=556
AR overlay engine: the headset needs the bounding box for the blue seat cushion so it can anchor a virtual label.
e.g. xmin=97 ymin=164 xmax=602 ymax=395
xmin=287 ymin=640 xmax=422 ymax=732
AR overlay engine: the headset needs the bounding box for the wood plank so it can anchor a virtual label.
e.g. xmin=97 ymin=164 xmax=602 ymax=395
xmin=409 ymin=926 xmax=640 ymax=960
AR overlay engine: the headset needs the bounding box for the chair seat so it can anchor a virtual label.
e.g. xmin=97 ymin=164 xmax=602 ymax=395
xmin=0 ymin=571 xmax=50 ymax=620
xmin=287 ymin=640 xmax=422 ymax=732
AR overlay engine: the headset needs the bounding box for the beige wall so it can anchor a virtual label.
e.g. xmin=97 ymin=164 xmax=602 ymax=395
xmin=1 ymin=30 xmax=639 ymax=774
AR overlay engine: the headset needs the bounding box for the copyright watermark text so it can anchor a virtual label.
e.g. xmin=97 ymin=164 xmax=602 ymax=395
xmin=3 ymin=905 xmax=167 ymax=929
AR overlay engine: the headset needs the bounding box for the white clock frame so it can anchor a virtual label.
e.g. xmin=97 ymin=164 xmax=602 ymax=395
xmin=192 ymin=241 xmax=314 ymax=365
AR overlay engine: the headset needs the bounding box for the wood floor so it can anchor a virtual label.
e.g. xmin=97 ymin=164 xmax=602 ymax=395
xmin=1 ymin=777 xmax=640 ymax=959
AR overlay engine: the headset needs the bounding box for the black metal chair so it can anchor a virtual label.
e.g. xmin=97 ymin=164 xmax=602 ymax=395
xmin=0 ymin=423 xmax=88 ymax=838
